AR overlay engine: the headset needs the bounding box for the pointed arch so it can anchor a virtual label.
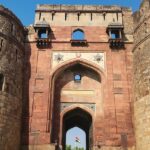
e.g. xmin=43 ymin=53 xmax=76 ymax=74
xmin=48 ymin=58 xmax=105 ymax=144
xmin=50 ymin=58 xmax=105 ymax=82
xmin=61 ymin=106 xmax=93 ymax=150
xmin=61 ymin=104 xmax=94 ymax=119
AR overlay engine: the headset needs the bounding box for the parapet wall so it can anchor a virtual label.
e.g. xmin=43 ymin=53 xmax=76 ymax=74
xmin=34 ymin=4 xmax=131 ymax=27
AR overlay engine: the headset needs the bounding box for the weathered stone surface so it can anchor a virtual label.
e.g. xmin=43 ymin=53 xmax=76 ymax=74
xmin=133 ymin=0 xmax=150 ymax=150
xmin=0 ymin=5 xmax=25 ymax=150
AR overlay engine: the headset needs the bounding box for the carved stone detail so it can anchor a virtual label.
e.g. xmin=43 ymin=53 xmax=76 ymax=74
xmin=60 ymin=102 xmax=95 ymax=112
xmin=52 ymin=52 xmax=105 ymax=69
xmin=94 ymin=53 xmax=103 ymax=62
xmin=54 ymin=53 xmax=64 ymax=62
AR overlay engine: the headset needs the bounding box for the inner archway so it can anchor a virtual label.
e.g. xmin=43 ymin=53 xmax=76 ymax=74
xmin=62 ymin=108 xmax=92 ymax=150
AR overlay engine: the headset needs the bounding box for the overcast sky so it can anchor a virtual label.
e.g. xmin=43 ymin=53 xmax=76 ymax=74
xmin=0 ymin=0 xmax=141 ymax=26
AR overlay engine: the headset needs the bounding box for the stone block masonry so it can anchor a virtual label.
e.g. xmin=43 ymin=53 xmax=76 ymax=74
xmin=22 ymin=4 xmax=135 ymax=150
xmin=0 ymin=5 xmax=25 ymax=150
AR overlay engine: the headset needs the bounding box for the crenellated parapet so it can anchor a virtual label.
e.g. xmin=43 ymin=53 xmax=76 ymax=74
xmin=34 ymin=5 xmax=129 ymax=27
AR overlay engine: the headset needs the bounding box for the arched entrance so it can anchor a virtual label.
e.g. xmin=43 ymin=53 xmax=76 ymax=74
xmin=62 ymin=108 xmax=93 ymax=150
xmin=50 ymin=60 xmax=104 ymax=149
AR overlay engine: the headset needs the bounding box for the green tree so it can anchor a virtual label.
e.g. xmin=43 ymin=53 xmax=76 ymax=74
xmin=74 ymin=146 xmax=84 ymax=150
xmin=66 ymin=145 xmax=72 ymax=150
xmin=78 ymin=147 xmax=84 ymax=150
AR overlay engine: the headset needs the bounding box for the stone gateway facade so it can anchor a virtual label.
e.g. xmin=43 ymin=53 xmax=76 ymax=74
xmin=0 ymin=0 xmax=150 ymax=150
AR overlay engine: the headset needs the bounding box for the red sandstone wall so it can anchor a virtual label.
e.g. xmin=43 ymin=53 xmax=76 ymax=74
xmin=22 ymin=17 xmax=134 ymax=149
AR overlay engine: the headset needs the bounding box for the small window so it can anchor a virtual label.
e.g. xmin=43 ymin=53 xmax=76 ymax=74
xmin=103 ymin=12 xmax=106 ymax=21
xmin=38 ymin=29 xmax=48 ymax=39
xmin=65 ymin=13 xmax=67 ymax=21
xmin=72 ymin=29 xmax=84 ymax=40
xmin=0 ymin=39 xmax=3 ymax=51
xmin=0 ymin=74 xmax=4 ymax=91
xmin=11 ymin=23 xmax=14 ymax=33
xmin=11 ymin=23 xmax=15 ymax=35
xmin=91 ymin=13 xmax=93 ymax=21
xmin=110 ymin=30 xmax=120 ymax=39
xmin=74 ymin=74 xmax=81 ymax=82
xmin=77 ymin=13 xmax=80 ymax=21
xmin=52 ymin=14 xmax=54 ymax=20
xmin=16 ymin=49 xmax=18 ymax=62
xmin=39 ymin=12 xmax=41 ymax=20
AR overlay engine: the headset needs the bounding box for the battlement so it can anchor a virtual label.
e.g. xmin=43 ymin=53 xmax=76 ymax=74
xmin=34 ymin=5 xmax=132 ymax=27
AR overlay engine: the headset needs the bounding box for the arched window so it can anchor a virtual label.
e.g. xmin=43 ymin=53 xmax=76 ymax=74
xmin=72 ymin=29 xmax=85 ymax=40
xmin=74 ymin=74 xmax=81 ymax=82
xmin=0 ymin=74 xmax=4 ymax=91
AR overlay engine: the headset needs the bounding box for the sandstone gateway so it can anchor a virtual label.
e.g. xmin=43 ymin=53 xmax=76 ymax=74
xmin=0 ymin=0 xmax=150 ymax=150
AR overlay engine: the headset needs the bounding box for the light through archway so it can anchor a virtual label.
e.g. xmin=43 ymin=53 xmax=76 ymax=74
xmin=66 ymin=127 xmax=86 ymax=150
xmin=62 ymin=108 xmax=93 ymax=150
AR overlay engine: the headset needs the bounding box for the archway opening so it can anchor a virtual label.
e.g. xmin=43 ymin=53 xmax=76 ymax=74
xmin=51 ymin=62 xmax=102 ymax=149
xmin=66 ymin=127 xmax=86 ymax=150
xmin=62 ymin=108 xmax=92 ymax=150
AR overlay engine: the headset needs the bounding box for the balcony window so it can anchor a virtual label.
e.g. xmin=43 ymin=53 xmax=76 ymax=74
xmin=107 ymin=23 xmax=124 ymax=49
